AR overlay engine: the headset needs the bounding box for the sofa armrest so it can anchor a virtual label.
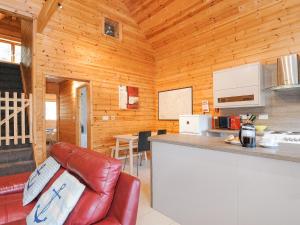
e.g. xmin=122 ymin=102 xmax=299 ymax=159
xmin=93 ymin=217 xmax=121 ymax=225
xmin=0 ymin=172 xmax=31 ymax=196
xmin=107 ymin=172 xmax=140 ymax=225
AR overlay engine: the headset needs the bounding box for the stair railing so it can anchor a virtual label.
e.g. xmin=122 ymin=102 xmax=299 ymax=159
xmin=0 ymin=92 xmax=33 ymax=146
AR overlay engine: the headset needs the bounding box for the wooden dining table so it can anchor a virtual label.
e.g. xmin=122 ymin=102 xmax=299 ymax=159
xmin=113 ymin=132 xmax=156 ymax=175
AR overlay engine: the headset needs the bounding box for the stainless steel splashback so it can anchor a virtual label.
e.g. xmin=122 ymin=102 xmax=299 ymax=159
xmin=276 ymin=54 xmax=299 ymax=88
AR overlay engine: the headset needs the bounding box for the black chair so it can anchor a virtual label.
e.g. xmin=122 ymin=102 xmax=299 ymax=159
xmin=157 ymin=129 xmax=167 ymax=135
xmin=123 ymin=131 xmax=152 ymax=176
xmin=136 ymin=131 xmax=151 ymax=176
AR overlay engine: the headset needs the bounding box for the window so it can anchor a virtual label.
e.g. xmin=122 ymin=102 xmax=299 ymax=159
xmin=45 ymin=101 xmax=57 ymax=120
xmin=14 ymin=45 xmax=21 ymax=63
xmin=0 ymin=40 xmax=21 ymax=63
xmin=103 ymin=17 xmax=121 ymax=40
xmin=0 ymin=42 xmax=12 ymax=62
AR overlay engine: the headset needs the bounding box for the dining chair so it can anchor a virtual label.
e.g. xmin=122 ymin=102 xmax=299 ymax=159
xmin=123 ymin=131 xmax=151 ymax=175
xmin=157 ymin=129 xmax=167 ymax=135
xmin=136 ymin=131 xmax=151 ymax=176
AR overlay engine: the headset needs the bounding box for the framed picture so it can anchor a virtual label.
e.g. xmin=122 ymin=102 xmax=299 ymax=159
xmin=103 ymin=17 xmax=122 ymax=40
xmin=158 ymin=87 xmax=193 ymax=120
xmin=119 ymin=85 xmax=139 ymax=110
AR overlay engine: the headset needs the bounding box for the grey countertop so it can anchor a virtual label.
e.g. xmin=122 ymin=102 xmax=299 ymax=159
xmin=208 ymin=129 xmax=265 ymax=136
xmin=149 ymin=134 xmax=300 ymax=163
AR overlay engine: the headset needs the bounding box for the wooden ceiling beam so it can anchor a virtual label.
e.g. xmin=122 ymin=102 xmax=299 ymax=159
xmin=37 ymin=0 xmax=64 ymax=33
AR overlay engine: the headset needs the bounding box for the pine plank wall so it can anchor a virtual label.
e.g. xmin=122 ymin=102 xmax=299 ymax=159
xmin=129 ymin=0 xmax=300 ymax=133
xmin=1 ymin=0 xmax=300 ymax=163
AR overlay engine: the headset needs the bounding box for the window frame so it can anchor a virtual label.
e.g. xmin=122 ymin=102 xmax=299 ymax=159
xmin=0 ymin=38 xmax=21 ymax=64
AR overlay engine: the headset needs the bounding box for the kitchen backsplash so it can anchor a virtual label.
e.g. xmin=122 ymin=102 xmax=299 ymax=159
xmin=220 ymin=89 xmax=300 ymax=132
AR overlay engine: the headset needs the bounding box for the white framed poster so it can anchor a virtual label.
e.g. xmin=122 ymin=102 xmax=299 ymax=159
xmin=158 ymin=87 xmax=193 ymax=120
xmin=119 ymin=85 xmax=127 ymax=110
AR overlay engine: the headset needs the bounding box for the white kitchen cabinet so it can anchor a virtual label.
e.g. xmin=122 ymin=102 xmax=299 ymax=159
xmin=237 ymin=156 xmax=300 ymax=225
xmin=151 ymin=141 xmax=300 ymax=225
xmin=213 ymin=63 xmax=265 ymax=108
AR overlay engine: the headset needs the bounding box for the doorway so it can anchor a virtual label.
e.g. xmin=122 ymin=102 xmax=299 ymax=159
xmin=77 ymin=85 xmax=88 ymax=148
xmin=45 ymin=76 xmax=92 ymax=150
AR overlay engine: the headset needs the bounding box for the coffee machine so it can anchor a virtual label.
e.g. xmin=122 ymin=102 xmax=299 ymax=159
xmin=239 ymin=123 xmax=256 ymax=148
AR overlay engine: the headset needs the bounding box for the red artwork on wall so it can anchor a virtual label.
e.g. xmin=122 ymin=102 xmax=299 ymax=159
xmin=127 ymin=86 xmax=139 ymax=109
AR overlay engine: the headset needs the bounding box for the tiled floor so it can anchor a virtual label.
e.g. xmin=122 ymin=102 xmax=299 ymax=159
xmin=122 ymin=158 xmax=181 ymax=225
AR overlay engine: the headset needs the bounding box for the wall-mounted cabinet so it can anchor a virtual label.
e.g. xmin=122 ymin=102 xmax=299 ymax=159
xmin=213 ymin=63 xmax=265 ymax=108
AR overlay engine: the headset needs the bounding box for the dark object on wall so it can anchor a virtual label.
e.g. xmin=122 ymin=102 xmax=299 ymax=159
xmin=157 ymin=129 xmax=167 ymax=135
xmin=103 ymin=17 xmax=120 ymax=39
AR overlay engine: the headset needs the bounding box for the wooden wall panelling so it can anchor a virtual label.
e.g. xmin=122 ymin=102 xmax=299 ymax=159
xmin=58 ymin=80 xmax=76 ymax=145
xmin=32 ymin=0 xmax=155 ymax=157
xmin=21 ymin=19 xmax=33 ymax=95
xmin=0 ymin=0 xmax=155 ymax=162
xmin=145 ymin=0 xmax=300 ymax=132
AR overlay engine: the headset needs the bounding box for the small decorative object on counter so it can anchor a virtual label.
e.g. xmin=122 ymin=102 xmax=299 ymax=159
xmin=239 ymin=123 xmax=256 ymax=148
xmin=212 ymin=116 xmax=220 ymax=129
xmin=229 ymin=116 xmax=241 ymax=130
xmin=224 ymin=135 xmax=241 ymax=145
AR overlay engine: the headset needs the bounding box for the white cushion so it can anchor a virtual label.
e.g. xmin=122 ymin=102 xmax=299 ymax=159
xmin=26 ymin=171 xmax=85 ymax=225
xmin=23 ymin=156 xmax=61 ymax=206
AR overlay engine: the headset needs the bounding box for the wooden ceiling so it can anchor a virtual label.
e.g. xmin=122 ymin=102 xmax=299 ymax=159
xmin=0 ymin=12 xmax=21 ymax=41
xmin=0 ymin=0 xmax=42 ymax=17
xmin=122 ymin=0 xmax=286 ymax=50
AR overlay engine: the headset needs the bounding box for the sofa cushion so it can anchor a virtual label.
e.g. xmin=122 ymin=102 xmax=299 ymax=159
xmin=67 ymin=150 xmax=121 ymax=194
xmin=23 ymin=157 xmax=60 ymax=206
xmin=66 ymin=149 xmax=122 ymax=224
xmin=0 ymin=194 xmax=35 ymax=225
xmin=50 ymin=143 xmax=79 ymax=168
xmin=26 ymin=171 xmax=85 ymax=225
xmin=64 ymin=186 xmax=111 ymax=225
xmin=0 ymin=172 xmax=31 ymax=196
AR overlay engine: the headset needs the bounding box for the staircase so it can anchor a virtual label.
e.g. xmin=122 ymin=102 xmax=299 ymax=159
xmin=0 ymin=61 xmax=35 ymax=176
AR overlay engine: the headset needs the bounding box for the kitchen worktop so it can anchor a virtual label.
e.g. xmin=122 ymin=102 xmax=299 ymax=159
xmin=149 ymin=134 xmax=300 ymax=163
xmin=208 ymin=129 xmax=265 ymax=136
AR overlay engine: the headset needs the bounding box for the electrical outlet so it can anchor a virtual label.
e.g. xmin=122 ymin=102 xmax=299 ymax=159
xmin=102 ymin=115 xmax=110 ymax=121
xmin=258 ymin=114 xmax=269 ymax=120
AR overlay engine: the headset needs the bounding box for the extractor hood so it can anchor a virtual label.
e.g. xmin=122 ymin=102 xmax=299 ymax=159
xmin=272 ymin=54 xmax=300 ymax=90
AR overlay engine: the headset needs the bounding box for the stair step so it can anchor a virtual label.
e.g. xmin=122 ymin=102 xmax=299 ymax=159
xmin=0 ymin=160 xmax=35 ymax=176
xmin=0 ymin=142 xmax=31 ymax=149
xmin=0 ymin=62 xmax=23 ymax=94
xmin=0 ymin=147 xmax=34 ymax=163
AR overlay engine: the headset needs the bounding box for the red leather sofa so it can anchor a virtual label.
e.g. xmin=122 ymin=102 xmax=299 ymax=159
xmin=0 ymin=143 xmax=140 ymax=225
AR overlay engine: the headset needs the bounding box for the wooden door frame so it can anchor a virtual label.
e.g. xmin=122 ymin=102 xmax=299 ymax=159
xmin=44 ymin=78 xmax=93 ymax=151
xmin=76 ymin=83 xmax=92 ymax=149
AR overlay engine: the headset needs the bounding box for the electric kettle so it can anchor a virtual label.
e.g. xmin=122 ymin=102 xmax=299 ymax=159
xmin=239 ymin=123 xmax=256 ymax=148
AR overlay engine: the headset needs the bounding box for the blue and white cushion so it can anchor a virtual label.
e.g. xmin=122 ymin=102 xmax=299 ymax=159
xmin=26 ymin=171 xmax=85 ymax=225
xmin=23 ymin=157 xmax=61 ymax=206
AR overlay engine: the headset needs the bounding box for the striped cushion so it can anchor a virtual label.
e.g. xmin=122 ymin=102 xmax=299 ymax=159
xmin=23 ymin=157 xmax=60 ymax=206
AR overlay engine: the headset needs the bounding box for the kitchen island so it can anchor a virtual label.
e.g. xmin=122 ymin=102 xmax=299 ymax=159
xmin=149 ymin=134 xmax=300 ymax=225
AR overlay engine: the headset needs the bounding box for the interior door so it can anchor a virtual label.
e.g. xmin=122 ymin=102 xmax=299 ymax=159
xmin=78 ymin=86 xmax=88 ymax=148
